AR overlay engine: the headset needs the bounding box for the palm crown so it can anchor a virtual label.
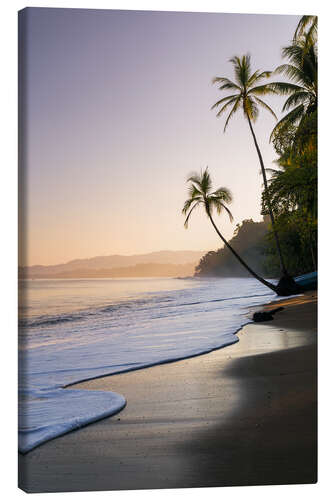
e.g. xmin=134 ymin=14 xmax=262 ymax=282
xmin=211 ymin=54 xmax=277 ymax=131
xmin=182 ymin=168 xmax=233 ymax=228
xmin=268 ymin=33 xmax=317 ymax=141
xmin=294 ymin=15 xmax=317 ymax=44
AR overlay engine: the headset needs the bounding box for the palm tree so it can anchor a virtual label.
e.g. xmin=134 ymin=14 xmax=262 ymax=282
xmin=267 ymin=35 xmax=317 ymax=143
xmin=211 ymin=54 xmax=289 ymax=278
xmin=182 ymin=167 xmax=277 ymax=293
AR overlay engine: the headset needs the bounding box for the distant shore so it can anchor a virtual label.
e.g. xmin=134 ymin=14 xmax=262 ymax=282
xmin=19 ymin=291 xmax=317 ymax=492
xmin=18 ymin=250 xmax=207 ymax=279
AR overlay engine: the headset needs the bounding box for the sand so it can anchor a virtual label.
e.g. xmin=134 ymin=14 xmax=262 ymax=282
xmin=18 ymin=292 xmax=317 ymax=492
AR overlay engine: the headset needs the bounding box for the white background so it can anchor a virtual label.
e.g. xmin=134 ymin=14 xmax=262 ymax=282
xmin=1 ymin=1 xmax=331 ymax=499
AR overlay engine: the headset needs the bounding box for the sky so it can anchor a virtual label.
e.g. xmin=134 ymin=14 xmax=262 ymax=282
xmin=19 ymin=7 xmax=300 ymax=266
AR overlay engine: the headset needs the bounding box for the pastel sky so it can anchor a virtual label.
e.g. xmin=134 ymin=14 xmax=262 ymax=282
xmin=19 ymin=8 xmax=300 ymax=266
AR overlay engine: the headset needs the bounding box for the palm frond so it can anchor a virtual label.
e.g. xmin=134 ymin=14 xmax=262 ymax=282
xmin=182 ymin=197 xmax=197 ymax=216
xmin=274 ymin=63 xmax=307 ymax=85
xmin=212 ymin=77 xmax=241 ymax=91
xmin=282 ymin=91 xmax=311 ymax=111
xmin=220 ymin=202 xmax=234 ymax=222
xmin=229 ymin=55 xmax=242 ymax=86
xmin=266 ymin=81 xmax=305 ymax=95
xmin=270 ymin=104 xmax=305 ymax=142
xmin=184 ymin=201 xmax=201 ymax=228
xmin=229 ymin=54 xmax=251 ymax=87
xmin=210 ymin=198 xmax=223 ymax=215
xmin=223 ymin=97 xmax=241 ymax=131
xmin=211 ymin=199 xmax=234 ymax=221
xmin=240 ymin=54 xmax=251 ymax=86
xmin=188 ymin=184 xmax=202 ymax=199
xmin=217 ymin=82 xmax=242 ymax=92
xmin=200 ymin=167 xmax=212 ymax=194
xmin=211 ymin=187 xmax=233 ymax=203
xmin=248 ymin=70 xmax=272 ymax=87
xmin=215 ymin=97 xmax=238 ymax=118
xmin=211 ymin=94 xmax=238 ymax=111
xmin=248 ymin=84 xmax=277 ymax=96
xmin=186 ymin=172 xmax=203 ymax=187
xmin=294 ymin=15 xmax=317 ymax=41
xmin=282 ymin=44 xmax=306 ymax=65
xmin=253 ymin=97 xmax=277 ymax=119
xmin=303 ymin=19 xmax=318 ymax=46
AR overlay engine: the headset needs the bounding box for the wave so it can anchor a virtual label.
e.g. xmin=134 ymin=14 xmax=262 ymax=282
xmin=19 ymin=388 xmax=126 ymax=454
xmin=19 ymin=313 xmax=86 ymax=328
xmin=19 ymin=290 xmax=273 ymax=330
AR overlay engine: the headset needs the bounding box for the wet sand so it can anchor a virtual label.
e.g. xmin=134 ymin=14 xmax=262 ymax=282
xmin=19 ymin=292 xmax=317 ymax=492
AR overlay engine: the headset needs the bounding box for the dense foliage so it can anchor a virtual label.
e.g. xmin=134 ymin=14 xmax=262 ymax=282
xmin=195 ymin=219 xmax=272 ymax=278
xmin=262 ymin=15 xmax=317 ymax=276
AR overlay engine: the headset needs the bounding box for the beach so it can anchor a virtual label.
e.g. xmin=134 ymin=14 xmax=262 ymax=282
xmin=19 ymin=292 xmax=317 ymax=492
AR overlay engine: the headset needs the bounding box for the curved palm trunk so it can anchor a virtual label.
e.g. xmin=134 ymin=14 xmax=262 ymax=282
xmin=246 ymin=114 xmax=288 ymax=276
xmin=207 ymin=210 xmax=277 ymax=293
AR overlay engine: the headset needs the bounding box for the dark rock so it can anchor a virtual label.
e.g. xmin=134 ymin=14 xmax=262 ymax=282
xmin=253 ymin=311 xmax=274 ymax=322
xmin=252 ymin=306 xmax=284 ymax=323
xmin=275 ymin=274 xmax=302 ymax=296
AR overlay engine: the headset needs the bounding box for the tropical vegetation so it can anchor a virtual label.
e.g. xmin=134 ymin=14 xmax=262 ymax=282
xmin=262 ymin=16 xmax=317 ymax=276
xmin=268 ymin=18 xmax=317 ymax=142
xmin=183 ymin=16 xmax=317 ymax=291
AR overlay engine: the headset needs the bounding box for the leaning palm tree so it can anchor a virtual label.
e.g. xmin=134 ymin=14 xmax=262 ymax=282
xmin=182 ymin=167 xmax=277 ymax=293
xmin=211 ymin=54 xmax=288 ymax=278
xmin=267 ymin=36 xmax=317 ymax=143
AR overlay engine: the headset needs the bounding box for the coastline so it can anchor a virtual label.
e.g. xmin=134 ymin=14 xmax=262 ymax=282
xmin=19 ymin=292 xmax=317 ymax=492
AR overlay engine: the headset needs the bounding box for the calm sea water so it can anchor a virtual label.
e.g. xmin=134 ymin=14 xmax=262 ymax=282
xmin=18 ymin=277 xmax=276 ymax=453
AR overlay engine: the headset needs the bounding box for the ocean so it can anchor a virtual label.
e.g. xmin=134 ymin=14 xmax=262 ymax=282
xmin=18 ymin=276 xmax=277 ymax=453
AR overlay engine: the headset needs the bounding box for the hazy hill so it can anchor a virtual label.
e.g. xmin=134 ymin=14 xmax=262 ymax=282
xmin=195 ymin=219 xmax=270 ymax=278
xmin=19 ymin=251 xmax=206 ymax=279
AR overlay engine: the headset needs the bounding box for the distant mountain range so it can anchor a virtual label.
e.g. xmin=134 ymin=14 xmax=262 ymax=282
xmin=19 ymin=251 xmax=206 ymax=279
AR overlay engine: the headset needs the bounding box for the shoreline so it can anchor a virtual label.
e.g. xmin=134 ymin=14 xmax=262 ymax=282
xmin=18 ymin=281 xmax=281 ymax=454
xmin=19 ymin=291 xmax=317 ymax=492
